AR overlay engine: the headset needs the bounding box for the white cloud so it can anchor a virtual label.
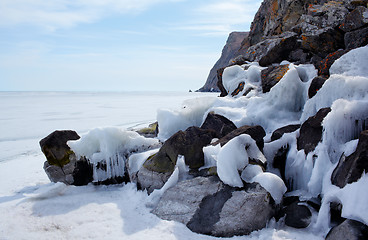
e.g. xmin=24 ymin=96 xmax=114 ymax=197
xmin=0 ymin=0 xmax=182 ymax=30
xmin=175 ymin=0 xmax=262 ymax=35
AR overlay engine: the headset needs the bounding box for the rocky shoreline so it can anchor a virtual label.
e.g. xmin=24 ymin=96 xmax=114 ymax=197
xmin=39 ymin=0 xmax=368 ymax=239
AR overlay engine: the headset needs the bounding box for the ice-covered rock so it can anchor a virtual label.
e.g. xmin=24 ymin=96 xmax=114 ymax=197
xmin=284 ymin=201 xmax=312 ymax=229
xmin=261 ymin=64 xmax=290 ymax=93
xmin=152 ymin=176 xmax=275 ymax=237
xmin=68 ymin=127 xmax=159 ymax=183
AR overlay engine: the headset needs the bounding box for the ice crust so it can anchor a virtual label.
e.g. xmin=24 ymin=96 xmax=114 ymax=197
xmin=68 ymin=127 xmax=159 ymax=182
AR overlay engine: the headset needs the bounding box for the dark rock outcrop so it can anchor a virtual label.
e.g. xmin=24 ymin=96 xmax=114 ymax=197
xmin=152 ymin=176 xmax=275 ymax=237
xmin=340 ymin=6 xmax=368 ymax=32
xmin=315 ymin=49 xmax=350 ymax=77
xmin=201 ymin=112 xmax=237 ymax=139
xmin=297 ymin=107 xmax=331 ymax=154
xmin=40 ymin=130 xmax=93 ymax=186
xmin=331 ymin=130 xmax=368 ymax=188
xmin=199 ymin=32 xmax=249 ymax=92
xmin=326 ymin=219 xmax=368 ymax=240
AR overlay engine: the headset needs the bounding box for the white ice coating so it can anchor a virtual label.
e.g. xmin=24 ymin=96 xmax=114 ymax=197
xmin=68 ymin=127 xmax=159 ymax=182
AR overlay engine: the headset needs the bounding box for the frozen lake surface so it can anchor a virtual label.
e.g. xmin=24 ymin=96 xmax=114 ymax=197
xmin=0 ymin=91 xmax=322 ymax=240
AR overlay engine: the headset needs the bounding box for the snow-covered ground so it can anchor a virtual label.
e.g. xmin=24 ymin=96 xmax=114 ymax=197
xmin=0 ymin=91 xmax=323 ymax=239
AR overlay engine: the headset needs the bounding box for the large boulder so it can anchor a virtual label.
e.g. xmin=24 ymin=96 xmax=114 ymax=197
xmin=331 ymin=130 xmax=368 ymax=188
xmin=326 ymin=219 xmax=368 ymax=240
xmin=297 ymin=107 xmax=331 ymax=154
xmin=137 ymin=127 xmax=217 ymax=193
xmin=261 ymin=64 xmax=290 ymax=93
xmin=201 ymin=112 xmax=237 ymax=139
xmin=213 ymin=125 xmax=266 ymax=152
xmin=152 ymin=176 xmax=275 ymax=237
xmin=40 ymin=130 xmax=93 ymax=186
xmin=315 ymin=49 xmax=350 ymax=77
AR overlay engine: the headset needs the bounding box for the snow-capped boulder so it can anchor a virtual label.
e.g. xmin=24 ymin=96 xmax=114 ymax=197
xmin=331 ymin=130 xmax=368 ymax=188
xmin=325 ymin=219 xmax=368 ymax=240
xmin=200 ymin=112 xmax=237 ymax=139
xmin=152 ymin=176 xmax=275 ymax=237
xmin=297 ymin=107 xmax=331 ymax=154
xmin=213 ymin=125 xmax=266 ymax=152
xmin=40 ymin=130 xmax=93 ymax=186
xmin=271 ymin=124 xmax=300 ymax=142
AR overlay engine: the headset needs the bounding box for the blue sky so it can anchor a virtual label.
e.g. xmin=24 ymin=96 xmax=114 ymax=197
xmin=0 ymin=0 xmax=262 ymax=91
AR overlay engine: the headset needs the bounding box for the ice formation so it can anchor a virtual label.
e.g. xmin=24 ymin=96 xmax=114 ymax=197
xmin=68 ymin=127 xmax=159 ymax=182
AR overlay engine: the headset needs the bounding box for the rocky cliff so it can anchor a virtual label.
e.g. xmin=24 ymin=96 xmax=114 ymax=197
xmin=200 ymin=0 xmax=368 ymax=92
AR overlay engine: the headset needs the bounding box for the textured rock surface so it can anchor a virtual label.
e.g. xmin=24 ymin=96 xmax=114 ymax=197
xmin=152 ymin=176 xmax=275 ymax=237
xmin=136 ymin=165 xmax=172 ymax=194
xmin=326 ymin=219 xmax=368 ymax=240
xmin=340 ymin=6 xmax=368 ymax=32
xmin=331 ymin=130 xmax=368 ymax=188
xmin=297 ymin=107 xmax=331 ymax=154
xmin=199 ymin=32 xmax=249 ymax=92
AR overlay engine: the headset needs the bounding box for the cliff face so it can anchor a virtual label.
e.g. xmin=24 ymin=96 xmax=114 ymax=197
xmin=199 ymin=32 xmax=248 ymax=92
xmin=200 ymin=0 xmax=368 ymax=92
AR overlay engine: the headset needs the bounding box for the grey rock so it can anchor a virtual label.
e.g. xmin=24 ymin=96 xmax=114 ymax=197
xmin=136 ymin=165 xmax=172 ymax=194
xmin=340 ymin=6 xmax=368 ymax=32
xmin=153 ymin=176 xmax=275 ymax=237
xmin=326 ymin=219 xmax=368 ymax=240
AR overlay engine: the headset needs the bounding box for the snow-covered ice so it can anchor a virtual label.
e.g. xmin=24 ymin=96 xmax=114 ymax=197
xmin=0 ymin=91 xmax=323 ymax=239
